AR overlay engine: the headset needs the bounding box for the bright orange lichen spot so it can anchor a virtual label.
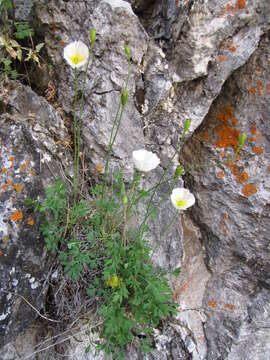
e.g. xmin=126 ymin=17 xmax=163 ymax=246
xmin=256 ymin=80 xmax=263 ymax=96
xmin=248 ymin=136 xmax=256 ymax=142
xmin=7 ymin=179 xmax=13 ymax=187
xmin=228 ymin=162 xmax=239 ymax=176
xmin=229 ymin=45 xmax=237 ymax=53
xmin=208 ymin=299 xmax=217 ymax=309
xmin=217 ymin=171 xmax=225 ymax=179
xmin=252 ymin=146 xmax=263 ymax=156
xmin=95 ymin=163 xmax=103 ymax=174
xmin=1 ymin=167 xmax=7 ymax=174
xmin=242 ymin=184 xmax=257 ymax=197
xmin=217 ymin=106 xmax=234 ymax=122
xmin=220 ymin=151 xmax=225 ymax=159
xmin=0 ymin=249 xmax=3 ymax=256
xmin=232 ymin=117 xmax=238 ymax=125
xmin=236 ymin=171 xmax=249 ymax=184
xmin=202 ymin=131 xmax=209 ymax=141
xmin=10 ymin=210 xmax=23 ymax=222
xmin=250 ymin=123 xmax=257 ymax=135
xmin=9 ymin=155 xmax=14 ymax=162
xmin=223 ymin=212 xmax=229 ymax=220
xmin=217 ymin=55 xmax=226 ymax=63
xmin=249 ymin=86 xmax=256 ymax=95
xmin=216 ymin=125 xmax=240 ymax=149
xmin=27 ymin=217 xmax=34 ymax=226
xmin=237 ymin=0 xmax=245 ymax=9
xmin=14 ymin=183 xmax=23 ymax=193
xmin=224 ymin=303 xmax=235 ymax=311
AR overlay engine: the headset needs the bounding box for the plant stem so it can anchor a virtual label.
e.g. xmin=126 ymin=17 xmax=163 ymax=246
xmin=139 ymin=134 xmax=186 ymax=231
xmin=75 ymin=43 xmax=94 ymax=200
xmin=73 ymin=68 xmax=78 ymax=208
xmin=102 ymin=58 xmax=131 ymax=199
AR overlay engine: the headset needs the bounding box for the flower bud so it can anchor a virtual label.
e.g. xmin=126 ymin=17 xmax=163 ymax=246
xmin=238 ymin=133 xmax=247 ymax=147
xmin=90 ymin=28 xmax=96 ymax=46
xmin=174 ymin=165 xmax=185 ymax=179
xmin=122 ymin=195 xmax=128 ymax=205
xmin=125 ymin=44 xmax=130 ymax=59
xmin=121 ymin=90 xmax=128 ymax=107
xmin=184 ymin=119 xmax=191 ymax=134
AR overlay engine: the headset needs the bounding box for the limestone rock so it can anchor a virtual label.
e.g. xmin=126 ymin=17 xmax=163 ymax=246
xmin=0 ymin=80 xmax=72 ymax=347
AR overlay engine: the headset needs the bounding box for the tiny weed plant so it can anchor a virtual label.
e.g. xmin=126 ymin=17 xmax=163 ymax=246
xmin=0 ymin=0 xmax=44 ymax=79
xmin=34 ymin=29 xmax=247 ymax=359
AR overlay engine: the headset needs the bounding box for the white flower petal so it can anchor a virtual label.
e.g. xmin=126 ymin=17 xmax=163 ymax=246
xmin=170 ymin=187 xmax=195 ymax=210
xmin=63 ymin=40 xmax=89 ymax=69
xmin=132 ymin=149 xmax=160 ymax=172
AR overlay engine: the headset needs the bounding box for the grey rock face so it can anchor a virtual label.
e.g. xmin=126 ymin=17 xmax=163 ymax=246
xmin=0 ymin=80 xmax=72 ymax=347
xmin=182 ymin=31 xmax=270 ymax=359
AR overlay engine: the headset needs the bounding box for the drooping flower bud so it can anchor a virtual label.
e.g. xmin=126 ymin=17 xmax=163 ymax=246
xmin=122 ymin=195 xmax=128 ymax=205
xmin=174 ymin=165 xmax=185 ymax=179
xmin=184 ymin=118 xmax=191 ymax=134
xmin=121 ymin=90 xmax=128 ymax=107
xmin=90 ymin=28 xmax=96 ymax=46
xmin=238 ymin=133 xmax=247 ymax=147
xmin=125 ymin=44 xmax=130 ymax=59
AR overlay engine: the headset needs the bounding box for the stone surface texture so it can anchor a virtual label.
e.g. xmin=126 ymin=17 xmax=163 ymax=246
xmin=0 ymin=0 xmax=270 ymax=359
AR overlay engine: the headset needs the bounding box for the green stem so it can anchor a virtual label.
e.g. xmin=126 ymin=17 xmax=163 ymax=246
xmin=102 ymin=58 xmax=131 ymax=199
xmin=151 ymin=210 xmax=179 ymax=258
xmin=75 ymin=44 xmax=94 ymax=201
xmin=139 ymin=133 xmax=186 ymax=231
xmin=73 ymin=68 xmax=78 ymax=208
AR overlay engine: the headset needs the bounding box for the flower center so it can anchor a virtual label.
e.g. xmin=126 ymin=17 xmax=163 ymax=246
xmin=175 ymin=199 xmax=187 ymax=208
xmin=70 ymin=53 xmax=85 ymax=65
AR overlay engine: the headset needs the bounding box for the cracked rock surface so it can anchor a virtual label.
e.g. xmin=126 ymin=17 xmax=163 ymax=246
xmin=1 ymin=0 xmax=270 ymax=359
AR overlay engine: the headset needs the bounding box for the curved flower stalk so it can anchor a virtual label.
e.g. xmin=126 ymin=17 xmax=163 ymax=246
xmin=132 ymin=149 xmax=160 ymax=173
xmin=63 ymin=40 xmax=89 ymax=69
xmin=170 ymin=187 xmax=195 ymax=210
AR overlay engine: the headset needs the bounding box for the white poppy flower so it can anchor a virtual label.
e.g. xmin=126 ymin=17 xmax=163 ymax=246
xmin=170 ymin=188 xmax=195 ymax=210
xmin=63 ymin=41 xmax=89 ymax=69
xmin=132 ymin=149 xmax=160 ymax=172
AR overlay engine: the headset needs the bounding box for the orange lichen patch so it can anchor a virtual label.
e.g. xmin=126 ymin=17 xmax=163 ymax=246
xmin=1 ymin=184 xmax=8 ymax=192
xmin=256 ymin=80 xmax=263 ymax=96
xmin=236 ymin=171 xmax=249 ymax=184
xmin=228 ymin=162 xmax=239 ymax=176
xmin=9 ymin=155 xmax=14 ymax=162
xmin=236 ymin=0 xmax=245 ymax=9
xmin=208 ymin=299 xmax=217 ymax=309
xmin=14 ymin=183 xmax=23 ymax=193
xmin=10 ymin=210 xmax=23 ymax=222
xmin=27 ymin=217 xmax=34 ymax=226
xmin=232 ymin=117 xmax=238 ymax=125
xmin=223 ymin=212 xmax=229 ymax=220
xmin=220 ymin=151 xmax=225 ymax=159
xmin=217 ymin=55 xmax=226 ymax=63
xmin=224 ymin=303 xmax=235 ymax=311
xmin=249 ymin=86 xmax=256 ymax=95
xmin=95 ymin=163 xmax=104 ymax=174
xmin=252 ymin=146 xmax=263 ymax=156
xmin=216 ymin=125 xmax=240 ymax=149
xmin=250 ymin=123 xmax=257 ymax=135
xmin=268 ymin=165 xmax=270 ymax=173
xmin=7 ymin=179 xmax=13 ymax=187
xmin=217 ymin=106 xmax=234 ymax=122
xmin=242 ymin=183 xmax=257 ymax=197
xmin=265 ymin=83 xmax=270 ymax=93
xmin=202 ymin=131 xmax=209 ymax=141
xmin=217 ymin=171 xmax=225 ymax=179
xmin=0 ymin=249 xmax=3 ymax=257
xmin=229 ymin=45 xmax=237 ymax=53
xmin=248 ymin=136 xmax=256 ymax=142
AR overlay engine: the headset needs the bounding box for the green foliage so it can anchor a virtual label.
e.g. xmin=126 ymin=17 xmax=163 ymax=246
xmin=0 ymin=1 xmax=44 ymax=79
xmin=39 ymin=168 xmax=176 ymax=359
xmin=14 ymin=21 xmax=34 ymax=40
